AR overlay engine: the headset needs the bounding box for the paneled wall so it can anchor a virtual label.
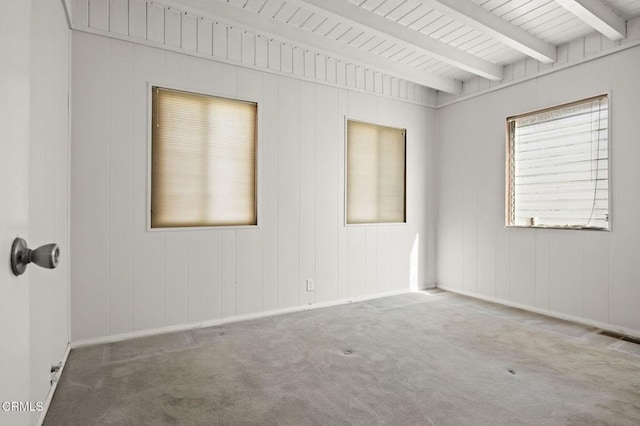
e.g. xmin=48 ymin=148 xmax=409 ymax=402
xmin=71 ymin=30 xmax=436 ymax=342
xmin=437 ymin=44 xmax=640 ymax=335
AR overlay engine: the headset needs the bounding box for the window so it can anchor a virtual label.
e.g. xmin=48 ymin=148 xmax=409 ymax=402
xmin=346 ymin=119 xmax=406 ymax=224
xmin=506 ymin=94 xmax=609 ymax=230
xmin=151 ymin=87 xmax=257 ymax=228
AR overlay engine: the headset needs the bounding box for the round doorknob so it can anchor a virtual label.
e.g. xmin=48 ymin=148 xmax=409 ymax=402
xmin=10 ymin=237 xmax=60 ymax=276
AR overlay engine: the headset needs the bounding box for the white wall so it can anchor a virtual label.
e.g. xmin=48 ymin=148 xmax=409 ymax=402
xmin=70 ymin=30 xmax=436 ymax=342
xmin=437 ymin=44 xmax=640 ymax=335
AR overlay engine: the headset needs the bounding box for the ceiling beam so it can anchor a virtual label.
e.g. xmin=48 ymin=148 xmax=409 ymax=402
xmin=288 ymin=0 xmax=503 ymax=81
xmin=554 ymin=0 xmax=626 ymax=40
xmin=421 ymin=0 xmax=557 ymax=63
xmin=172 ymin=0 xmax=462 ymax=93
xmin=60 ymin=0 xmax=72 ymax=29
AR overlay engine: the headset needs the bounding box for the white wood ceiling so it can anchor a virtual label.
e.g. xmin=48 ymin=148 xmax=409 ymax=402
xmin=170 ymin=0 xmax=639 ymax=93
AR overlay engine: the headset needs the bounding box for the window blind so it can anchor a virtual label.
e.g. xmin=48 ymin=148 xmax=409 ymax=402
xmin=347 ymin=120 xmax=406 ymax=224
xmin=151 ymin=87 xmax=257 ymax=228
xmin=507 ymin=94 xmax=608 ymax=230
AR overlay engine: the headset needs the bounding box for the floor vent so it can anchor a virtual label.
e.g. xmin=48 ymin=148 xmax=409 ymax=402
xmin=597 ymin=330 xmax=640 ymax=346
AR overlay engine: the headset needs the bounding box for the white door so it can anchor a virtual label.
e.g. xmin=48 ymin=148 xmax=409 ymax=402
xmin=0 ymin=2 xmax=36 ymax=426
xmin=28 ymin=0 xmax=71 ymax=420
xmin=1 ymin=1 xmax=70 ymax=425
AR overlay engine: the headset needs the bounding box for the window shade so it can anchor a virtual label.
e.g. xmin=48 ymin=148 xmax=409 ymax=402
xmin=151 ymin=87 xmax=257 ymax=228
xmin=507 ymin=95 xmax=608 ymax=230
xmin=347 ymin=120 xmax=406 ymax=224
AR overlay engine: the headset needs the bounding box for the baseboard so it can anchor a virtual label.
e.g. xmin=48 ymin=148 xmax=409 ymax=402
xmin=35 ymin=343 xmax=71 ymax=426
xmin=71 ymin=288 xmax=413 ymax=349
xmin=437 ymin=284 xmax=640 ymax=340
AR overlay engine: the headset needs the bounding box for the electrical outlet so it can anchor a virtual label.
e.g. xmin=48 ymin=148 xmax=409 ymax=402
xmin=306 ymin=279 xmax=315 ymax=292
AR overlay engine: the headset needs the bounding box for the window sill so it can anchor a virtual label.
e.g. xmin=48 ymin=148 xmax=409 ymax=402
xmin=147 ymin=224 xmax=261 ymax=232
xmin=505 ymin=224 xmax=610 ymax=232
xmin=345 ymin=222 xmax=408 ymax=228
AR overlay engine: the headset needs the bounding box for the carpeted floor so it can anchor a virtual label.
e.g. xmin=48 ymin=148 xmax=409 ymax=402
xmin=45 ymin=290 xmax=640 ymax=425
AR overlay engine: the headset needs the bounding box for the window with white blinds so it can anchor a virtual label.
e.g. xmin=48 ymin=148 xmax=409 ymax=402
xmin=346 ymin=119 xmax=406 ymax=224
xmin=151 ymin=87 xmax=257 ymax=228
xmin=506 ymin=94 xmax=609 ymax=230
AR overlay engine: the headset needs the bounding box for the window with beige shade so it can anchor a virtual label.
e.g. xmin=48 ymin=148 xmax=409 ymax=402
xmin=151 ymin=86 xmax=257 ymax=228
xmin=346 ymin=119 xmax=406 ymax=225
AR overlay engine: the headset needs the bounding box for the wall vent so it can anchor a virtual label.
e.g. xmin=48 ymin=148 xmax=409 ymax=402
xmin=597 ymin=330 xmax=640 ymax=346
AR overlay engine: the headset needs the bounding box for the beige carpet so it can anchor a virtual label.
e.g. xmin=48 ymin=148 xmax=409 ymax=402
xmin=45 ymin=290 xmax=640 ymax=425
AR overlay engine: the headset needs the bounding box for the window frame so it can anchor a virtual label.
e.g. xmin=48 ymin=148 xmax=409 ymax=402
xmin=505 ymin=93 xmax=611 ymax=232
xmin=146 ymin=83 xmax=262 ymax=231
xmin=343 ymin=116 xmax=408 ymax=227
